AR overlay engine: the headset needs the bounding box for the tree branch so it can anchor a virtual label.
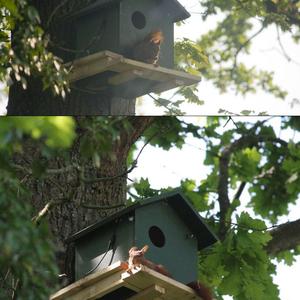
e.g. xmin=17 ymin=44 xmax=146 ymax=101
xmin=218 ymin=146 xmax=231 ymax=239
xmin=266 ymin=218 xmax=300 ymax=255
xmin=217 ymin=132 xmax=289 ymax=239
xmin=233 ymin=181 xmax=247 ymax=200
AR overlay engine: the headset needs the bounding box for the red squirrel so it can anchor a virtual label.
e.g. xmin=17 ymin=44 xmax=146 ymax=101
xmin=132 ymin=30 xmax=164 ymax=65
xmin=187 ymin=281 xmax=214 ymax=300
xmin=127 ymin=245 xmax=171 ymax=277
xmin=127 ymin=245 xmax=213 ymax=300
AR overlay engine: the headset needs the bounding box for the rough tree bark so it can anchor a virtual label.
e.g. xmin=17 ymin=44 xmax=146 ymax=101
xmin=266 ymin=219 xmax=300 ymax=256
xmin=7 ymin=0 xmax=136 ymax=115
xmin=14 ymin=117 xmax=153 ymax=282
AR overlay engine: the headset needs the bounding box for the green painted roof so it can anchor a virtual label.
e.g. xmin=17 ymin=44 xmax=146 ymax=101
xmin=70 ymin=0 xmax=190 ymax=22
xmin=68 ymin=190 xmax=218 ymax=250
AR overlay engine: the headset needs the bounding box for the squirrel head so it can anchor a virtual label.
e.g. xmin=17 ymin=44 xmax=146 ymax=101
xmin=149 ymin=30 xmax=164 ymax=44
xmin=129 ymin=245 xmax=149 ymax=257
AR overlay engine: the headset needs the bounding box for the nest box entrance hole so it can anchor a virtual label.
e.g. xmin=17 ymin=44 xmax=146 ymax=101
xmin=131 ymin=11 xmax=147 ymax=29
xmin=148 ymin=225 xmax=166 ymax=248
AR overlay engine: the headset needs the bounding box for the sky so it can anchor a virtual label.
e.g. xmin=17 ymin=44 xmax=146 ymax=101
xmin=130 ymin=117 xmax=300 ymax=300
xmin=136 ymin=0 xmax=300 ymax=115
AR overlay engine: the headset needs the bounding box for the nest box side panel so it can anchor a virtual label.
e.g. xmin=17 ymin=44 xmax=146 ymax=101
xmin=119 ymin=0 xmax=174 ymax=68
xmin=74 ymin=216 xmax=134 ymax=280
xmin=134 ymin=201 xmax=198 ymax=284
xmin=74 ymin=5 xmax=120 ymax=58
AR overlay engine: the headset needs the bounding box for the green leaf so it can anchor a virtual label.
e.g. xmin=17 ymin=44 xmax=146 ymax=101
xmin=133 ymin=178 xmax=159 ymax=198
xmin=1 ymin=0 xmax=19 ymax=16
xmin=240 ymin=110 xmax=254 ymax=115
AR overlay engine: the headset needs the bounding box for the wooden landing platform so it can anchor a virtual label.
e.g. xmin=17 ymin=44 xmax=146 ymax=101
xmin=50 ymin=261 xmax=201 ymax=300
xmin=67 ymin=51 xmax=201 ymax=98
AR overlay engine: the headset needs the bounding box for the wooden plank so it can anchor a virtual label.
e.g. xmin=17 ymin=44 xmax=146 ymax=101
xmin=127 ymin=284 xmax=165 ymax=300
xmin=51 ymin=262 xmax=202 ymax=300
xmin=122 ymin=266 xmax=201 ymax=300
xmin=122 ymin=57 xmax=200 ymax=82
xmin=150 ymin=79 xmax=185 ymax=94
xmin=108 ymin=69 xmax=144 ymax=85
xmin=108 ymin=63 xmax=171 ymax=82
xmin=69 ymin=56 xmax=121 ymax=82
xmin=65 ymin=50 xmax=202 ymax=98
xmin=67 ymin=50 xmax=200 ymax=84
xmin=67 ymin=51 xmax=122 ymax=68
xmin=50 ymin=261 xmax=127 ymax=300
xmin=69 ymin=275 xmax=123 ymax=300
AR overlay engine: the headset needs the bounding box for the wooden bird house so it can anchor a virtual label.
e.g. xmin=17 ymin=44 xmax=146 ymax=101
xmin=59 ymin=0 xmax=201 ymax=100
xmin=68 ymin=191 xmax=217 ymax=285
xmin=70 ymin=0 xmax=190 ymax=68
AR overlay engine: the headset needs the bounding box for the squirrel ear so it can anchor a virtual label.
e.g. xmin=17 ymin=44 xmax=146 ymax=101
xmin=142 ymin=245 xmax=149 ymax=253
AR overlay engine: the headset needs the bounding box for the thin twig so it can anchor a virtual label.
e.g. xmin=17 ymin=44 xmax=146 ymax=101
xmin=276 ymin=26 xmax=300 ymax=66
xmin=0 ymin=269 xmax=11 ymax=289
xmin=81 ymin=203 xmax=126 ymax=210
xmin=49 ymin=40 xmax=86 ymax=54
xmin=81 ymin=128 xmax=163 ymax=184
xmin=31 ymin=199 xmax=66 ymax=225
xmin=147 ymin=93 xmax=182 ymax=115
xmin=47 ymin=165 xmax=77 ymax=175
xmin=223 ymin=117 xmax=231 ymax=128
xmin=134 ymin=131 xmax=160 ymax=163
xmin=50 ymin=19 xmax=106 ymax=56
xmin=212 ymin=217 xmax=279 ymax=232
xmin=230 ymin=117 xmax=239 ymax=129
xmin=80 ymin=163 xmax=137 ymax=184
xmin=12 ymin=163 xmax=78 ymax=175
xmin=12 ymin=279 xmax=19 ymax=299
xmin=46 ymin=0 xmax=70 ymax=28
xmin=276 ymin=26 xmax=291 ymax=62
xmin=232 ymin=24 xmax=265 ymax=70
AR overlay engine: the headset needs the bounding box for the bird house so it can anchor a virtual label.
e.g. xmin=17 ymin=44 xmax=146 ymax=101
xmin=70 ymin=0 xmax=190 ymax=68
xmin=68 ymin=191 xmax=218 ymax=285
xmin=60 ymin=0 xmax=201 ymax=100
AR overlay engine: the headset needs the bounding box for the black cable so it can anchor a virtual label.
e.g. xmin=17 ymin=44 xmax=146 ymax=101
xmin=108 ymin=235 xmax=117 ymax=266
xmin=108 ymin=219 xmax=120 ymax=265
xmin=84 ymin=219 xmax=119 ymax=276
xmin=84 ymin=233 xmax=116 ymax=276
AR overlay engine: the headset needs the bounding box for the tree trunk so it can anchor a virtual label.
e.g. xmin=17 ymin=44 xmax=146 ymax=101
xmin=14 ymin=117 xmax=153 ymax=283
xmin=6 ymin=0 xmax=136 ymax=115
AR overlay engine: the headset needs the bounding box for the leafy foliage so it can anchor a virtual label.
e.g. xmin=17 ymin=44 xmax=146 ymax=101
xmin=169 ymin=0 xmax=300 ymax=112
xmin=0 ymin=117 xmax=75 ymax=151
xmin=0 ymin=174 xmax=58 ymax=300
xmin=176 ymin=3 xmax=288 ymax=98
xmin=199 ymin=213 xmax=279 ymax=300
xmin=0 ymin=0 xmax=69 ymax=97
xmin=0 ymin=117 xmax=76 ymax=299
xmin=77 ymin=117 xmax=134 ymax=167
